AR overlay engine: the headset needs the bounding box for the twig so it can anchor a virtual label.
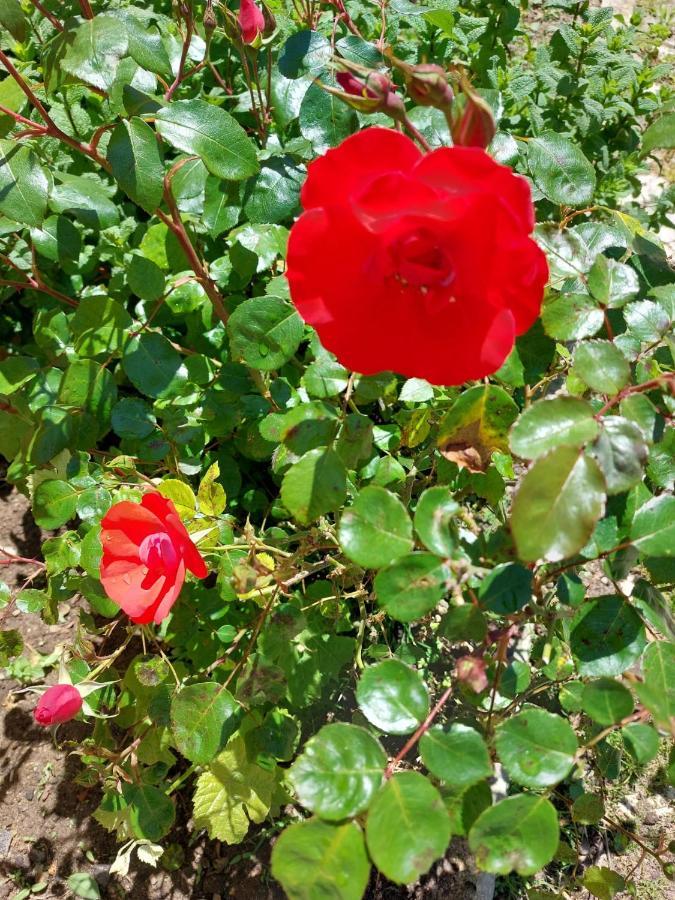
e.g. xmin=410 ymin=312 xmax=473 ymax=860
xmin=384 ymin=684 xmax=453 ymax=778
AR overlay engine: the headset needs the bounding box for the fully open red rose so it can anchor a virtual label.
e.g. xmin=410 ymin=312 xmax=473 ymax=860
xmin=286 ymin=128 xmax=548 ymax=385
xmin=100 ymin=492 xmax=207 ymax=624
xmin=34 ymin=684 xmax=82 ymax=726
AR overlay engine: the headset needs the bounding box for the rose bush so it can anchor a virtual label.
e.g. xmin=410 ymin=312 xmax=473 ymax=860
xmin=0 ymin=0 xmax=673 ymax=897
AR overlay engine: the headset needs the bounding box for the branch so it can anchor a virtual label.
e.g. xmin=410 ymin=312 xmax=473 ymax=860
xmin=384 ymin=684 xmax=453 ymax=778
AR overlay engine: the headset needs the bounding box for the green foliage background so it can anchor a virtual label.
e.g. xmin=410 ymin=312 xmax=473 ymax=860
xmin=0 ymin=0 xmax=674 ymax=896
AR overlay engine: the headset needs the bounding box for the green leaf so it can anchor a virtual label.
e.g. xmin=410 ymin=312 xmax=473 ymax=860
xmin=420 ymin=724 xmax=491 ymax=790
xmin=374 ymin=552 xmax=448 ymax=623
xmin=587 ymin=256 xmax=639 ymax=308
xmin=193 ymin=730 xmax=279 ymax=843
xmin=71 ymin=295 xmax=132 ymax=358
xmin=227 ymin=296 xmax=303 ymax=371
xmin=123 ymin=332 xmax=188 ymax=399
xmin=244 ymin=157 xmax=303 ymax=224
xmin=527 ymin=134 xmax=596 ymax=205
xmin=634 ymin=641 xmax=675 ymax=734
xmin=631 ymin=495 xmax=675 ymax=557
xmin=621 ymin=722 xmax=660 ymax=764
xmin=571 ymin=792 xmax=605 ymax=825
xmin=57 ymin=359 xmax=117 ymax=448
xmin=581 ymin=678 xmax=633 ymax=725
xmin=0 ymin=141 xmax=49 ymax=227
xmin=289 ymin=723 xmax=386 ymax=821
xmin=280 ymin=447 xmax=347 ymax=525
xmin=303 ymin=355 xmax=349 ymax=399
xmin=61 ymin=15 xmax=129 ymax=91
xmin=570 ymin=595 xmax=647 ymax=677
xmin=468 ymin=794 xmax=559 ymax=876
xmin=16 ymin=588 xmax=48 ymax=613
xmin=413 ymin=486 xmax=459 ymax=557
xmin=278 ymin=31 xmax=332 ymax=78
xmin=0 ymin=0 xmax=26 ymax=41
xmin=111 ymin=397 xmax=156 ymax=439
xmin=338 ymin=486 xmax=413 ymax=569
xmin=31 ymin=215 xmax=81 ymax=265
xmin=204 ymin=175 xmax=241 ymax=238
xmin=572 ymin=341 xmax=630 ymax=396
xmin=582 ymin=866 xmax=626 ymax=900
xmin=510 ymin=397 xmax=599 ymax=460
xmin=272 ymin=820 xmax=369 ymax=900
xmin=641 ymin=112 xmax=675 ymax=156
xmin=541 ymin=292 xmax=603 ymax=341
xmin=33 ymin=480 xmax=77 ymax=529
xmin=0 ymin=356 xmax=38 ymax=395
xmin=495 ymin=708 xmax=577 ymax=788
xmin=50 ymin=173 xmax=119 ymax=230
xmin=366 ymin=772 xmax=451 ymax=884
xmin=438 ymin=384 xmax=518 ymax=472
xmin=0 ymin=628 xmax=23 ymax=665
xmin=122 ymin=783 xmax=175 ymax=842
xmin=198 ymin=461 xmax=226 ymax=516
xmin=171 ymin=683 xmax=239 ymax=764
xmin=511 ymin=447 xmax=606 ymax=562
xmin=356 ymin=659 xmax=429 ymax=735
xmin=591 ymin=416 xmax=648 ymax=495
xmin=623 ymin=300 xmax=670 ymax=343
xmin=156 ymin=100 xmax=259 ymax=181
xmin=67 ymin=873 xmax=101 ymax=900
xmin=478 ymin=563 xmax=533 ymax=615
xmin=439 ymin=605 xmax=487 ymax=643
xmin=299 ymin=82 xmax=357 ymax=152
xmin=107 ymin=117 xmax=164 ymax=214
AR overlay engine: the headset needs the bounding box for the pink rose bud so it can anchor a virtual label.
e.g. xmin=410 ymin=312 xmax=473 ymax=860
xmin=405 ymin=64 xmax=454 ymax=111
xmin=238 ymin=0 xmax=265 ymax=44
xmin=451 ymin=89 xmax=496 ymax=149
xmin=336 ymin=71 xmax=377 ymax=99
xmin=34 ymin=684 xmax=83 ymax=726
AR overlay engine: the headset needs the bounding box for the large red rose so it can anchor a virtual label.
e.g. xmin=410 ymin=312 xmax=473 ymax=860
xmin=100 ymin=492 xmax=207 ymax=624
xmin=286 ymin=128 xmax=548 ymax=385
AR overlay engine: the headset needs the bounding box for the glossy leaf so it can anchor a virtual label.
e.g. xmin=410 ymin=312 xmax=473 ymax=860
xmin=570 ymin=595 xmax=647 ymax=677
xmin=107 ymin=117 xmax=164 ymax=213
xmin=170 ymin=683 xmax=239 ymax=764
xmin=374 ymin=552 xmax=448 ymax=623
xmin=339 ymin=486 xmax=413 ymax=569
xmin=510 ymin=397 xmax=599 ymax=459
xmin=356 ymin=659 xmax=429 ymax=735
xmin=527 ymin=134 xmax=596 ymax=205
xmin=469 ymin=794 xmax=559 ymax=876
xmin=495 ymin=708 xmax=577 ymax=788
xmin=420 ymin=724 xmax=491 ymax=790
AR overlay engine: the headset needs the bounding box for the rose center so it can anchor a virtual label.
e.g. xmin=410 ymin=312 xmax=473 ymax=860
xmin=389 ymin=228 xmax=454 ymax=289
xmin=139 ymin=532 xmax=178 ymax=572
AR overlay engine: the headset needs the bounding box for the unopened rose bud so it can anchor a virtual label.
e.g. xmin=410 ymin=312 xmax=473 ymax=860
xmin=203 ymin=1 xmax=217 ymax=31
xmin=261 ymin=1 xmax=276 ymax=37
xmin=405 ymin=63 xmax=454 ymax=111
xmin=334 ymin=69 xmax=405 ymax=120
xmin=238 ymin=0 xmax=265 ymax=45
xmin=34 ymin=684 xmax=83 ymax=726
xmin=451 ymin=88 xmax=496 ymax=149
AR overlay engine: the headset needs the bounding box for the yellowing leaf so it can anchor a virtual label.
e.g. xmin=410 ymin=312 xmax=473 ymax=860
xmin=198 ymin=461 xmax=227 ymax=516
xmin=157 ymin=479 xmax=196 ymax=521
xmin=193 ymin=732 xmax=280 ymax=844
xmin=437 ymin=385 xmax=518 ymax=472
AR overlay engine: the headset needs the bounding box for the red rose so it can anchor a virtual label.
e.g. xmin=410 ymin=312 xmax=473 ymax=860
xmin=237 ymin=0 xmax=264 ymax=43
xmin=100 ymin=492 xmax=207 ymax=624
xmin=286 ymin=128 xmax=548 ymax=385
xmin=34 ymin=684 xmax=82 ymax=726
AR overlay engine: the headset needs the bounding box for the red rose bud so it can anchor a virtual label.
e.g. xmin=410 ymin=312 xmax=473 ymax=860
xmin=451 ymin=88 xmax=496 ymax=149
xmin=334 ymin=70 xmax=405 ymax=120
xmin=336 ymin=71 xmax=377 ymax=99
xmin=100 ymin=491 xmax=208 ymax=624
xmin=203 ymin=0 xmax=217 ymax=31
xmin=455 ymin=655 xmax=489 ymax=694
xmin=261 ymin=1 xmax=276 ymax=37
xmin=34 ymin=684 xmax=83 ymax=726
xmin=405 ymin=64 xmax=454 ymax=111
xmin=238 ymin=0 xmax=264 ymax=44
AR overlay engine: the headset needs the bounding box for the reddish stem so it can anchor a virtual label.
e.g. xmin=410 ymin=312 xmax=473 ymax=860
xmin=29 ymin=0 xmax=64 ymax=31
xmin=384 ymin=684 xmax=453 ymax=778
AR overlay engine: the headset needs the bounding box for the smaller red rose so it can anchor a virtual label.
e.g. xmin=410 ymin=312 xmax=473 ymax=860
xmin=34 ymin=684 xmax=83 ymax=726
xmin=238 ymin=0 xmax=264 ymax=44
xmin=100 ymin=491 xmax=208 ymax=624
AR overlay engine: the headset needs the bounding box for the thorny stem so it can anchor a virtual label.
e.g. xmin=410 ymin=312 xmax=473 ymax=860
xmin=29 ymin=0 xmax=64 ymax=31
xmin=78 ymin=0 xmax=94 ymax=19
xmin=595 ymin=373 xmax=675 ymax=419
xmin=384 ymin=684 xmax=453 ymax=778
xmin=165 ymin=17 xmax=194 ymax=100
xmin=223 ymin=591 xmax=279 ymax=690
xmin=400 ymin=113 xmax=432 ymax=152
